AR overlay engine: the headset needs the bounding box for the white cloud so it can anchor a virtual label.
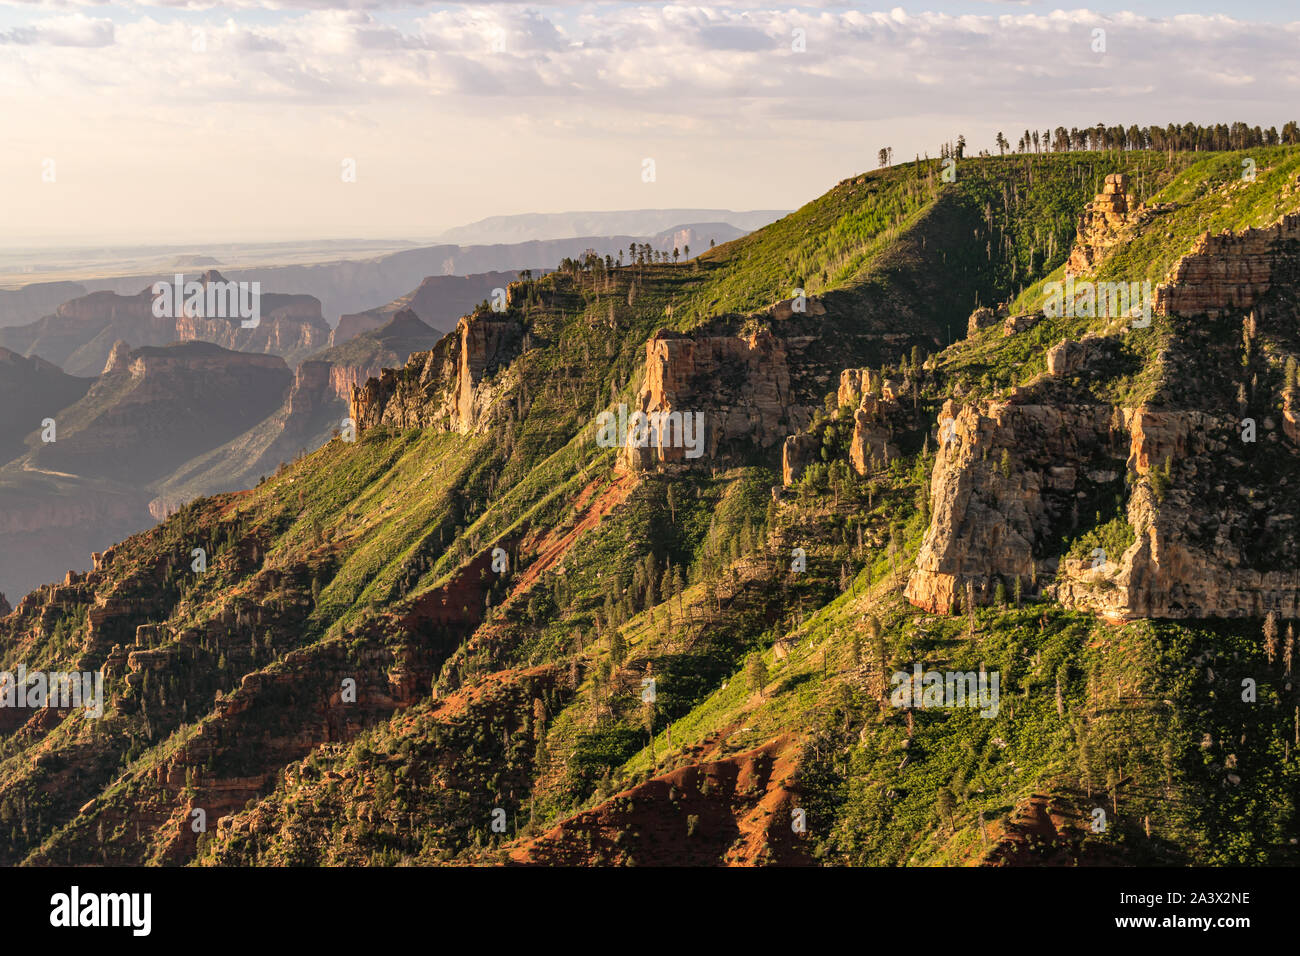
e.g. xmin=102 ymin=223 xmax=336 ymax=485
xmin=2 ymin=7 xmax=1298 ymax=115
xmin=4 ymin=5 xmax=1299 ymax=243
xmin=0 ymin=12 xmax=113 ymax=45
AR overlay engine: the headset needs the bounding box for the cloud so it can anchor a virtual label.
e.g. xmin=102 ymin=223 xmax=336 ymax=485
xmin=5 ymin=5 xmax=1300 ymax=244
xmin=1 ymin=6 xmax=1296 ymax=126
xmin=0 ymin=12 xmax=114 ymax=46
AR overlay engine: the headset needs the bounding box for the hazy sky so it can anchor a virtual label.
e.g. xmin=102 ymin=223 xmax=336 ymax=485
xmin=3 ymin=0 xmax=1298 ymax=245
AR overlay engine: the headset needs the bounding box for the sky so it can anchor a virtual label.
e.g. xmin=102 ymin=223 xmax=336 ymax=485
xmin=2 ymin=0 xmax=1298 ymax=246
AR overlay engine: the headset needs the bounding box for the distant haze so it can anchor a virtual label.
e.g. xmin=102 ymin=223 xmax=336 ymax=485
xmin=434 ymin=210 xmax=788 ymax=246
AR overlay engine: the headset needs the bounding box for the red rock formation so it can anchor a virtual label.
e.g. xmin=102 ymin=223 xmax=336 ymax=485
xmin=510 ymin=734 xmax=811 ymax=867
xmin=1153 ymin=213 xmax=1300 ymax=317
xmin=1067 ymin=173 xmax=1142 ymax=275
xmin=349 ymin=304 xmax=522 ymax=435
xmin=622 ymin=328 xmax=811 ymax=470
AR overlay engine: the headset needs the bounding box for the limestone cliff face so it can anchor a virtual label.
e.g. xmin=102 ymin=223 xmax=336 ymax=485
xmin=350 ymin=305 xmax=522 ymax=435
xmin=1154 ymin=213 xmax=1300 ymax=318
xmin=906 ymin=393 xmax=1300 ymax=620
xmin=621 ymin=328 xmax=811 ymax=470
xmin=122 ymin=344 xmax=288 ymax=400
xmin=905 ymin=398 xmax=1126 ymax=613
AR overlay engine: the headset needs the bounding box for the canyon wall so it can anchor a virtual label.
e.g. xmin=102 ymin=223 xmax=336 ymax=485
xmin=0 ymin=273 xmax=330 ymax=375
xmin=350 ymin=302 xmax=523 ymax=436
xmin=906 ymin=184 xmax=1300 ymax=621
xmin=1154 ymin=213 xmax=1300 ymax=317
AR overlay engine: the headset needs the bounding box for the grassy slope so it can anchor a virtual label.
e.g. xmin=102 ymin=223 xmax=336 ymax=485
xmin=940 ymin=146 xmax=1300 ymax=408
xmin=3 ymin=149 xmax=1297 ymax=866
xmin=188 ymin=151 xmax=1297 ymax=866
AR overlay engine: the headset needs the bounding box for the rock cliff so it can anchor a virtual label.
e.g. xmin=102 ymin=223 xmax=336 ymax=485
xmin=907 ymin=181 xmax=1300 ymax=621
xmin=350 ymin=302 xmax=523 ymax=435
xmin=1066 ymin=173 xmax=1143 ymax=274
xmin=1154 ymin=213 xmax=1300 ymax=318
xmin=621 ymin=328 xmax=808 ymax=469
xmin=0 ymin=273 xmax=330 ymax=375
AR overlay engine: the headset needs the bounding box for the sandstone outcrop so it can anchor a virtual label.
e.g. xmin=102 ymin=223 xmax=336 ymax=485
xmin=904 ymin=398 xmax=1126 ymax=613
xmin=1046 ymin=338 xmax=1091 ymax=378
xmin=1153 ymin=213 xmax=1300 ymax=318
xmin=782 ymin=434 xmax=819 ymax=485
xmin=771 ymin=294 xmax=827 ymax=322
xmin=837 ymin=368 xmax=870 ymax=409
xmin=906 ymin=390 xmax=1300 ymax=620
xmin=622 ymin=328 xmax=812 ymax=470
xmin=350 ymin=301 xmax=523 ymax=436
xmin=849 ymin=393 xmax=902 ymax=475
xmin=1067 ymin=173 xmax=1142 ymax=275
xmin=967 ymin=306 xmax=1000 ymax=337
xmin=1003 ymin=312 xmax=1041 ymax=336
xmin=1284 ymin=388 xmax=1300 ymax=445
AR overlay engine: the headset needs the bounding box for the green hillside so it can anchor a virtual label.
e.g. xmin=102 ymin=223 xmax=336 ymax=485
xmin=2 ymin=146 xmax=1298 ymax=868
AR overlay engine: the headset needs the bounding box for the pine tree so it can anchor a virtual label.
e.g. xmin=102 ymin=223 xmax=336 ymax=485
xmin=936 ymin=787 xmax=955 ymax=831
xmin=746 ymin=654 xmax=768 ymax=698
xmin=1264 ymin=611 xmax=1279 ymax=665
xmin=966 ymin=580 xmax=977 ymax=638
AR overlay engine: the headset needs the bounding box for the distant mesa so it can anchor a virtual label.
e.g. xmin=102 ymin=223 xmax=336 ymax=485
xmin=171 ymin=255 xmax=221 ymax=268
xmin=0 ymin=277 xmax=328 ymax=375
xmin=333 ymin=271 xmax=516 ymax=346
xmin=433 ymin=208 xmax=787 ymax=245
